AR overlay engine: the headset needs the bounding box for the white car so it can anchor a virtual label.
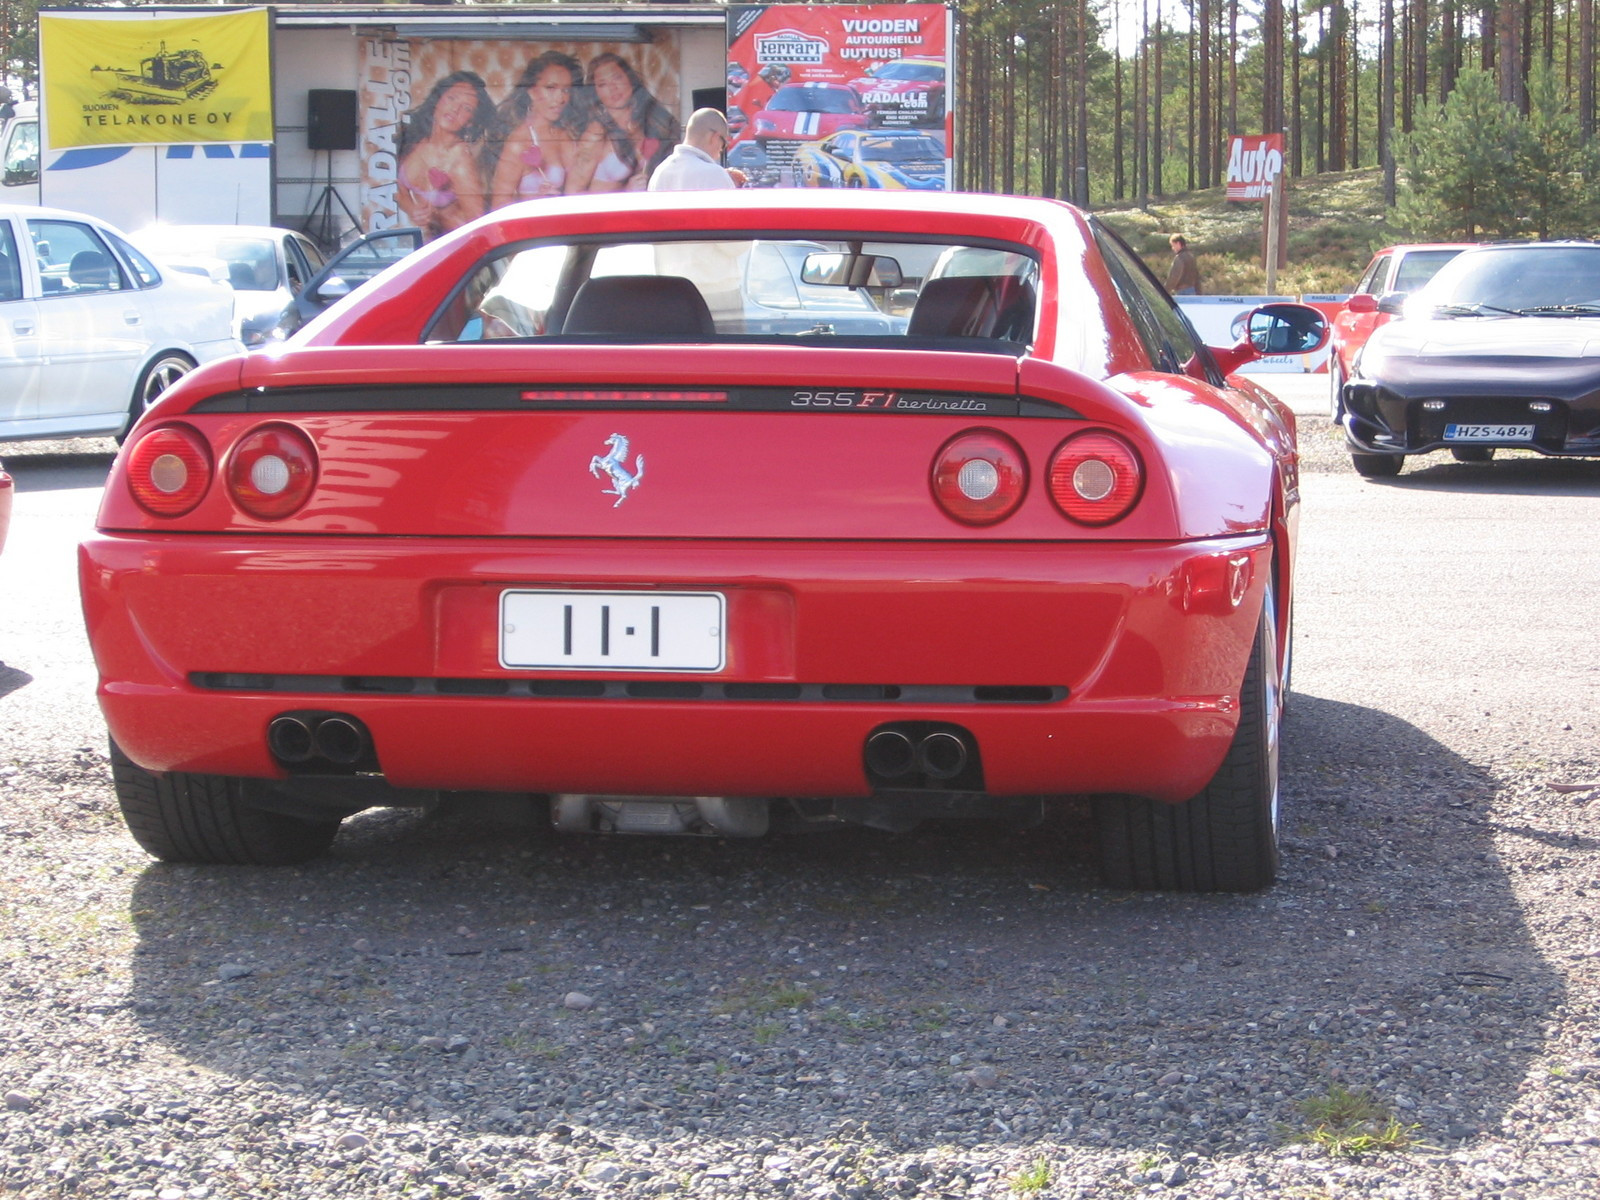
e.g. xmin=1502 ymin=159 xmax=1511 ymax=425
xmin=0 ymin=204 xmax=242 ymax=442
xmin=132 ymin=223 xmax=326 ymax=349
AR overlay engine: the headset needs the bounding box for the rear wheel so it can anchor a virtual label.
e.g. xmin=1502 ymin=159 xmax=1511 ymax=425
xmin=111 ymin=741 xmax=340 ymax=865
xmin=1328 ymin=356 xmax=1345 ymax=421
xmin=121 ymin=353 xmax=195 ymax=441
xmin=1093 ymin=582 xmax=1282 ymax=893
xmin=1351 ymin=451 xmax=1404 ymax=478
xmin=1449 ymin=446 xmax=1496 ymax=463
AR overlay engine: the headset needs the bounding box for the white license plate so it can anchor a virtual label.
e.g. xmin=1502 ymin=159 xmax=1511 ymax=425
xmin=499 ymin=590 xmax=725 ymax=671
xmin=1444 ymin=423 xmax=1533 ymax=442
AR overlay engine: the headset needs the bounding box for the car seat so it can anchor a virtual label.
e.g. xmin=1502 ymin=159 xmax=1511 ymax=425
xmin=68 ymin=249 xmax=117 ymax=291
xmin=908 ymin=275 xmax=1035 ymax=342
xmin=562 ymin=275 xmax=716 ymax=337
xmin=0 ymin=251 xmax=20 ymax=303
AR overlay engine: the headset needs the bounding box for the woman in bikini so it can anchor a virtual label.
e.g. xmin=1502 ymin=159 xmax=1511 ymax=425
xmin=396 ymin=72 xmax=494 ymax=240
xmin=488 ymin=52 xmax=587 ymax=209
xmin=567 ymin=54 xmax=680 ymax=194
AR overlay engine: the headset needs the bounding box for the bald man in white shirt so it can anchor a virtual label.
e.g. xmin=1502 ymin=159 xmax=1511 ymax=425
xmin=649 ymin=108 xmax=737 ymax=191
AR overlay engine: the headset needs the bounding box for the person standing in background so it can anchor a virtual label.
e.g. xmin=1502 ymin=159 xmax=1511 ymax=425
xmin=1166 ymin=234 xmax=1201 ymax=295
xmin=648 ymin=109 xmax=736 ymax=191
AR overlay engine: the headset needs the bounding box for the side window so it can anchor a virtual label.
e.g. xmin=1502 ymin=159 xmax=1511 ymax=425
xmin=0 ymin=221 xmax=22 ymax=302
xmin=745 ymin=242 xmax=800 ymax=308
xmin=27 ymin=219 xmax=127 ymax=296
xmin=1092 ymin=222 xmax=1199 ymax=376
xmin=1357 ymin=255 xmax=1391 ymax=295
xmin=2 ymin=118 xmax=39 ymax=187
xmin=105 ymin=232 xmax=163 ymax=288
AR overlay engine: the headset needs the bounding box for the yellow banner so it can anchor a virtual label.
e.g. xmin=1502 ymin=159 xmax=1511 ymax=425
xmin=41 ymin=9 xmax=274 ymax=148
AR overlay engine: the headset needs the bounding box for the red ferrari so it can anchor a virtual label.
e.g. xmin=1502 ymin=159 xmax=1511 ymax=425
xmin=80 ymin=192 xmax=1328 ymax=892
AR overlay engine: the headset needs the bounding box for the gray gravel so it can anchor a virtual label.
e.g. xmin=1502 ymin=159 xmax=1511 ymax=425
xmin=3 ymin=377 xmax=1599 ymax=1198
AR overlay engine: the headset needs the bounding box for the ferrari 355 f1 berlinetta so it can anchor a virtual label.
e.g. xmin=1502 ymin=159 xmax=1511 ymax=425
xmin=80 ymin=191 xmax=1328 ymax=892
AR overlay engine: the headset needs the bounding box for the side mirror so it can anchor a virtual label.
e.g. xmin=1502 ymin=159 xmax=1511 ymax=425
xmin=1245 ymin=301 xmax=1330 ymax=356
xmin=1345 ymin=293 xmax=1379 ymax=314
xmin=315 ymin=276 xmax=351 ymax=303
xmin=1375 ymin=291 xmax=1408 ymax=315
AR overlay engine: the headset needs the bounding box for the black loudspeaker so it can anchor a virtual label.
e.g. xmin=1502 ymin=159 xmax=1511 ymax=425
xmin=307 ymin=89 xmax=358 ymax=152
xmin=692 ymin=87 xmax=728 ymax=114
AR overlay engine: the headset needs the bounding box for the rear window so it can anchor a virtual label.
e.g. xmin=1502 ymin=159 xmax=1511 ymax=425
xmin=427 ymin=234 xmax=1041 ymax=350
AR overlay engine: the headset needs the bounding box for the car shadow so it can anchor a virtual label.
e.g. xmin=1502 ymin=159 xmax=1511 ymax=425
xmin=0 ymin=661 xmax=33 ymax=701
xmin=1375 ymin=454 xmax=1600 ymax=496
xmin=121 ymin=693 xmax=1559 ymax=1161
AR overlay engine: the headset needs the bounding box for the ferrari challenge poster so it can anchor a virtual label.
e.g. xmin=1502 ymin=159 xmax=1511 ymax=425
xmin=725 ymin=4 xmax=954 ymax=190
xmin=358 ymin=35 xmax=683 ymax=238
xmin=39 ymin=7 xmax=274 ymax=149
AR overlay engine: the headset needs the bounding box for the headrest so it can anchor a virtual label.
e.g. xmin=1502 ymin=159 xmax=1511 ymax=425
xmin=563 ymin=274 xmax=716 ymax=337
xmin=908 ymin=275 xmax=1034 ymax=342
xmin=69 ymin=250 xmax=115 ymax=288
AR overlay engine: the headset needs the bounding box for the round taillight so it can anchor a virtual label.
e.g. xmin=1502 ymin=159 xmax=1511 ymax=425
xmin=127 ymin=425 xmax=212 ymax=517
xmin=1048 ymin=431 xmax=1143 ymax=525
xmin=226 ymin=424 xmax=318 ymax=519
xmin=931 ymin=430 xmax=1027 ymax=525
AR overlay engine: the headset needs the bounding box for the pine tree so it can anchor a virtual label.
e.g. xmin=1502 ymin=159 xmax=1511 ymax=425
xmin=1394 ymin=68 xmax=1522 ymax=239
xmin=1516 ymin=60 xmax=1600 ymax=238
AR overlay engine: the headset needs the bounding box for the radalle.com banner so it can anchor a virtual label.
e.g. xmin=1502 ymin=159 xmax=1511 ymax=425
xmin=725 ymin=4 xmax=953 ymax=190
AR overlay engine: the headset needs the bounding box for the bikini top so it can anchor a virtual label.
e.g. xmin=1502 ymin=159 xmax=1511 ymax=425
xmin=592 ymin=137 xmax=660 ymax=185
xmin=516 ymin=129 xmax=566 ymax=195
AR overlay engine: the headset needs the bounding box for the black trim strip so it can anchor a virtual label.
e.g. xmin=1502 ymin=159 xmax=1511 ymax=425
xmin=191 ymin=384 xmax=1082 ymax=420
xmin=191 ymin=672 xmax=1065 ymax=704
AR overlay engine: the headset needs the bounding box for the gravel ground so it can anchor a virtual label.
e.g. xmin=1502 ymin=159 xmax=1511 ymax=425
xmin=3 ymin=381 xmax=1598 ymax=1199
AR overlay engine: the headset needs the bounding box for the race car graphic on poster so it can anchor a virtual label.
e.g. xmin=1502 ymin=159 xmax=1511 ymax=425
xmin=726 ymin=4 xmax=953 ymax=189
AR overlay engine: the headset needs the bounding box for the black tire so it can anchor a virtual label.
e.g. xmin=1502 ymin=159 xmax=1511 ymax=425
xmin=111 ymin=741 xmax=340 ymax=865
xmin=1350 ymin=451 xmax=1404 ymax=478
xmin=1328 ymin=356 xmax=1345 ymax=422
xmin=1093 ymin=583 xmax=1282 ymax=893
xmin=1449 ymin=446 xmax=1496 ymax=463
xmin=121 ymin=353 xmax=195 ymax=441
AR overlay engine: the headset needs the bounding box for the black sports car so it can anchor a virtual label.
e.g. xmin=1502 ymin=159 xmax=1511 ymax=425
xmin=1340 ymin=241 xmax=1600 ymax=477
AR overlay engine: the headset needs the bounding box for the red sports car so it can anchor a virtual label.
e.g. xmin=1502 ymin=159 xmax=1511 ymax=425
xmin=1328 ymin=242 xmax=1471 ymax=419
xmin=81 ymin=191 xmax=1328 ymax=892
xmin=848 ymin=57 xmax=948 ymax=127
xmin=0 ymin=457 xmax=11 ymax=555
xmin=750 ymin=82 xmax=869 ymax=143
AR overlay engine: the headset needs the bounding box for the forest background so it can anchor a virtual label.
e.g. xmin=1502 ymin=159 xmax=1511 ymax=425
xmin=3 ymin=0 xmax=1598 ymax=295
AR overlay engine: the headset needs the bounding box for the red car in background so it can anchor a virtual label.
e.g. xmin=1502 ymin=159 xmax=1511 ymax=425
xmin=81 ymin=190 xmax=1330 ymax=892
xmin=0 ymin=458 xmax=11 ymax=555
xmin=1328 ymin=243 xmax=1472 ymax=418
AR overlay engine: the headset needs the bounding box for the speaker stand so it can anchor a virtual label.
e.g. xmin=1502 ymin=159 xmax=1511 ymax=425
xmin=302 ymin=152 xmax=360 ymax=254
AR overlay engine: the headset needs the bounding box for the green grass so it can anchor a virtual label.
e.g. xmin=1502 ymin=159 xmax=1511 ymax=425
xmin=1292 ymin=1084 xmax=1420 ymax=1157
xmin=1098 ymin=166 xmax=1398 ymax=297
xmin=1010 ymin=1157 xmax=1051 ymax=1194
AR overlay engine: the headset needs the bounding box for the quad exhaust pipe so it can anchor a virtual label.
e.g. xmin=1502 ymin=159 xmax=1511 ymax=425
xmin=268 ymin=712 xmax=373 ymax=770
xmin=865 ymin=725 xmax=976 ymax=785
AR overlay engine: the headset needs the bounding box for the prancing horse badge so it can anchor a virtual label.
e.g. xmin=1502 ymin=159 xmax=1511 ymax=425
xmin=589 ymin=433 xmax=644 ymax=506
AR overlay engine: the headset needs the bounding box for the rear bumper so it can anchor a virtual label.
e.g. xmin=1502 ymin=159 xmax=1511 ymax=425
xmin=80 ymin=533 xmax=1273 ymax=804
